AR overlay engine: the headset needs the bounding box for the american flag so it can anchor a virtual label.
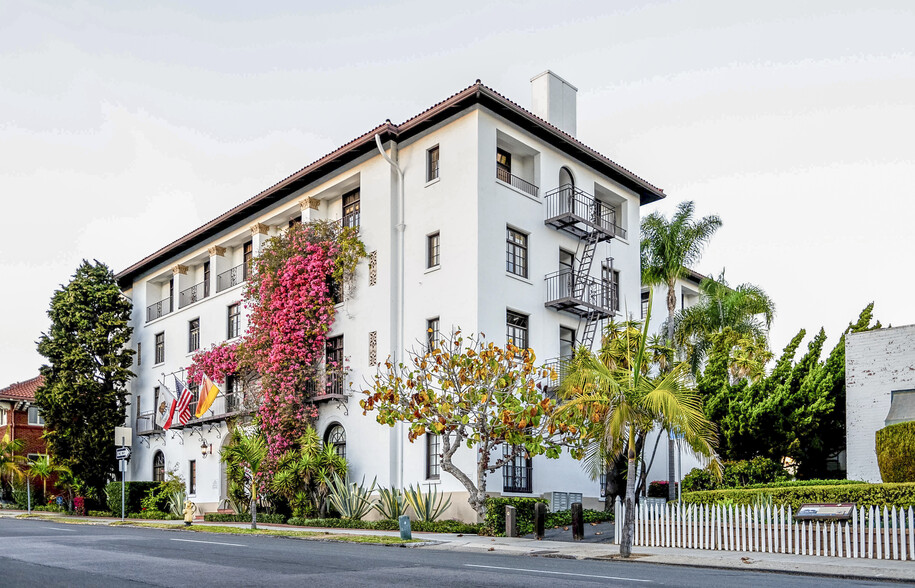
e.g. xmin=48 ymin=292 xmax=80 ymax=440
xmin=174 ymin=375 xmax=194 ymax=426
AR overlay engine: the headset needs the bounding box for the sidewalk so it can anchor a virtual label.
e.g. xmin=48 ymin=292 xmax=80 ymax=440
xmin=4 ymin=510 xmax=913 ymax=582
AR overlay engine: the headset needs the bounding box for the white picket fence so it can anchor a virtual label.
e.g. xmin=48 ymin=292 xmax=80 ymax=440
xmin=613 ymin=497 xmax=915 ymax=560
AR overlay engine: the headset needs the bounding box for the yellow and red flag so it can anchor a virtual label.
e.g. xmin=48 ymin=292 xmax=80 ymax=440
xmin=195 ymin=374 xmax=221 ymax=418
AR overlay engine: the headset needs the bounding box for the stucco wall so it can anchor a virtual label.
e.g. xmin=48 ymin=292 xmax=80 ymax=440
xmin=846 ymin=324 xmax=915 ymax=482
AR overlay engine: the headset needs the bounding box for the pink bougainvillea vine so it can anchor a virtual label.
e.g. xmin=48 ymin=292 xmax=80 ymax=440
xmin=187 ymin=221 xmax=365 ymax=459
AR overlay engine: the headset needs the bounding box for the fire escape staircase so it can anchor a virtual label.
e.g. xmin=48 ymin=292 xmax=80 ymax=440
xmin=544 ymin=185 xmax=624 ymax=350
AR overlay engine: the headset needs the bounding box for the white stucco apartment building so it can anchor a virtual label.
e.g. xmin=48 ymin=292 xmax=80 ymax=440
xmin=116 ymin=73 xmax=667 ymax=520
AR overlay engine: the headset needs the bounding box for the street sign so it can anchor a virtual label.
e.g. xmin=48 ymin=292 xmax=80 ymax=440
xmin=114 ymin=426 xmax=132 ymax=447
xmin=116 ymin=446 xmax=131 ymax=460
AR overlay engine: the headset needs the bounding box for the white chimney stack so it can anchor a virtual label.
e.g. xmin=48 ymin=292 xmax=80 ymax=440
xmin=530 ymin=70 xmax=578 ymax=137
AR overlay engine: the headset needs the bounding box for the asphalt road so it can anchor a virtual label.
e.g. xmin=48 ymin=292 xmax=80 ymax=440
xmin=0 ymin=518 xmax=899 ymax=587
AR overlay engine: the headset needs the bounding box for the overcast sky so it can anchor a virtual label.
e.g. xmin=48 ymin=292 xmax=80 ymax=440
xmin=1 ymin=0 xmax=913 ymax=385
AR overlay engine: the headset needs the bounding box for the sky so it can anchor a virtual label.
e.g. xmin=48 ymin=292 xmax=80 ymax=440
xmin=1 ymin=0 xmax=913 ymax=385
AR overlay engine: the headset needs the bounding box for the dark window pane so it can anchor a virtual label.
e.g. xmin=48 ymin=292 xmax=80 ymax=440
xmin=506 ymin=228 xmax=528 ymax=278
xmin=506 ymin=311 xmax=528 ymax=349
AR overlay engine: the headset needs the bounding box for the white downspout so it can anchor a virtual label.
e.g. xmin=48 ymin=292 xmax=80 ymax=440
xmin=375 ymin=133 xmax=405 ymax=489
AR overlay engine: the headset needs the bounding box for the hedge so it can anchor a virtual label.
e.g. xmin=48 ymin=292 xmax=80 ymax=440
xmin=483 ymin=497 xmax=548 ymax=536
xmin=128 ymin=510 xmax=180 ymax=520
xmin=283 ymin=517 xmax=482 ymax=534
xmin=203 ymin=513 xmax=286 ymax=524
xmin=876 ymin=422 xmax=915 ymax=483
xmin=681 ymin=482 xmax=915 ymax=510
xmin=545 ymin=508 xmax=613 ymax=528
xmin=88 ymin=510 xmax=114 ymax=517
xmin=739 ymin=479 xmax=865 ymax=490
xmin=105 ymin=482 xmax=160 ymax=515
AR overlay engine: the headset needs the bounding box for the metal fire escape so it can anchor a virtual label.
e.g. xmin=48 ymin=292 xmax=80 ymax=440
xmin=544 ymin=184 xmax=625 ymax=350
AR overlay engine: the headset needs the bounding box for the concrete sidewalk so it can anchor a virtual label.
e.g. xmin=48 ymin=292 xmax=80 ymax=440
xmin=4 ymin=510 xmax=913 ymax=582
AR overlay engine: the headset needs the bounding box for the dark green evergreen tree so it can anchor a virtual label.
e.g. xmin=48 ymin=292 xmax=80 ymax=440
xmin=35 ymin=261 xmax=134 ymax=498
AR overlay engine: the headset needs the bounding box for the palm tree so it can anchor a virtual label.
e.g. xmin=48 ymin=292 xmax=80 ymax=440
xmin=220 ymin=429 xmax=267 ymax=529
xmin=271 ymin=427 xmax=347 ymax=518
xmin=28 ymin=454 xmax=70 ymax=499
xmin=1 ymin=436 xmax=26 ymax=486
xmin=555 ymin=294 xmax=720 ymax=558
xmin=674 ymin=270 xmax=776 ymax=374
xmin=641 ymin=200 xmax=721 ymax=498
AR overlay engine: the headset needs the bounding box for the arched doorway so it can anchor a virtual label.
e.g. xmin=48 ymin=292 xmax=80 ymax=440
xmin=558 ymin=167 xmax=577 ymax=215
xmin=152 ymin=451 xmax=165 ymax=483
xmin=559 ymin=166 xmax=574 ymax=190
xmin=324 ymin=423 xmax=346 ymax=459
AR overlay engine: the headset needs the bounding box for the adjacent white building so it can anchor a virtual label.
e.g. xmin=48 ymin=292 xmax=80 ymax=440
xmin=116 ymin=73 xmax=667 ymax=520
xmin=846 ymin=324 xmax=915 ymax=483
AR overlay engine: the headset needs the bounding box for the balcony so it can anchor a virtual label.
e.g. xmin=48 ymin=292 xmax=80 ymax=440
xmin=146 ymin=297 xmax=173 ymax=322
xmin=217 ymin=264 xmax=246 ymax=293
xmin=544 ymin=269 xmax=616 ymax=319
xmin=306 ymin=372 xmax=346 ymax=402
xmin=179 ymin=281 xmax=208 ymax=309
xmin=496 ymin=165 xmax=539 ymax=198
xmin=544 ymin=185 xmax=626 ymax=241
xmin=136 ymin=410 xmax=161 ymax=435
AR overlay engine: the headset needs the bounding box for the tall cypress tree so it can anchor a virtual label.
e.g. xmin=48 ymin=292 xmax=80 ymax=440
xmin=35 ymin=261 xmax=134 ymax=498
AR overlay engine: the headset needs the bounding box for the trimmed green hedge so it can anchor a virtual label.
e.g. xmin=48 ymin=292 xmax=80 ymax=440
xmin=483 ymin=497 xmax=549 ymax=537
xmin=283 ymin=517 xmax=482 ymax=534
xmin=681 ymin=482 xmax=915 ymax=509
xmin=877 ymin=422 xmax=915 ymax=483
xmin=203 ymin=513 xmax=286 ymax=524
xmin=545 ymin=508 xmax=613 ymax=528
xmin=740 ymin=479 xmax=864 ymax=490
xmin=128 ymin=510 xmax=179 ymax=520
xmin=105 ymin=482 xmax=159 ymax=515
xmin=88 ymin=510 xmax=114 ymax=517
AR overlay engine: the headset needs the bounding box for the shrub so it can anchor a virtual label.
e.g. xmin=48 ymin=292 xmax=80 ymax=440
xmin=404 ymin=483 xmax=451 ymax=522
xmin=876 ymin=422 xmax=915 ymax=483
xmin=11 ymin=481 xmax=41 ymax=510
xmin=681 ymin=482 xmax=915 ymax=510
xmin=324 ymin=474 xmax=375 ymax=520
xmin=648 ymin=480 xmax=674 ymax=498
xmin=105 ymin=482 xmax=159 ymax=515
xmin=203 ymin=513 xmax=287 ymax=524
xmin=373 ymin=487 xmax=407 ymax=520
xmin=482 ymin=497 xmax=547 ymax=536
xmin=545 ymin=508 xmax=613 ymax=528
xmin=682 ymin=457 xmax=791 ymax=492
xmin=87 ymin=510 xmax=113 ymax=517
xmin=128 ymin=510 xmax=177 ymax=520
xmin=283 ymin=517 xmax=482 ymax=534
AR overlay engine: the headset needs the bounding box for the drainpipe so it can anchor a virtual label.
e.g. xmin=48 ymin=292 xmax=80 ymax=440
xmin=375 ymin=132 xmax=405 ymax=489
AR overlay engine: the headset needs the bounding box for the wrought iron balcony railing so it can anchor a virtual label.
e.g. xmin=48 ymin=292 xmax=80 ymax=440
xmin=544 ymin=185 xmax=627 ymax=240
xmin=179 ymin=281 xmax=208 ymax=308
xmin=544 ymin=269 xmax=616 ymax=318
xmin=216 ymin=264 xmax=245 ymax=293
xmin=496 ymin=165 xmax=539 ymax=198
xmin=146 ymin=297 xmax=173 ymax=322
xmin=136 ymin=410 xmax=160 ymax=435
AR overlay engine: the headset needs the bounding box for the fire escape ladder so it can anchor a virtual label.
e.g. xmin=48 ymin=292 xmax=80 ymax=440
xmin=579 ymin=309 xmax=603 ymax=351
xmin=573 ymin=228 xmax=600 ymax=299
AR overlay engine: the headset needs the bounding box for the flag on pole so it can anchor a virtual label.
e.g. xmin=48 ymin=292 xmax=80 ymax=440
xmin=156 ymin=380 xmax=177 ymax=430
xmin=195 ymin=373 xmax=221 ymax=418
xmin=174 ymin=375 xmax=194 ymax=426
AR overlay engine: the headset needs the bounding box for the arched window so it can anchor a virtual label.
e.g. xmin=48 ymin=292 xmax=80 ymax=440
xmin=559 ymin=166 xmax=574 ymax=190
xmin=152 ymin=451 xmax=165 ymax=483
xmin=325 ymin=424 xmax=346 ymax=459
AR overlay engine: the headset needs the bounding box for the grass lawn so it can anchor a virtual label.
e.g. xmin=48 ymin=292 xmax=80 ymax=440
xmin=113 ymin=522 xmax=420 ymax=545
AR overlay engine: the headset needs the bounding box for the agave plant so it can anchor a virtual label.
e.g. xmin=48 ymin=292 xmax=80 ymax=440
xmin=167 ymin=488 xmax=187 ymax=517
xmin=373 ymin=486 xmax=407 ymax=520
xmin=404 ymin=483 xmax=451 ymax=522
xmin=324 ymin=473 xmax=376 ymax=520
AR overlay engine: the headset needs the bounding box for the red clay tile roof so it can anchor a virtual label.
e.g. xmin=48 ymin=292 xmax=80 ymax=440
xmin=116 ymin=80 xmax=666 ymax=288
xmin=0 ymin=375 xmax=43 ymax=402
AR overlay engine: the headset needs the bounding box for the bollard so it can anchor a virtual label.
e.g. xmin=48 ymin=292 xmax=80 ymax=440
xmin=534 ymin=502 xmax=546 ymax=540
xmin=505 ymin=505 xmax=517 ymax=537
xmin=571 ymin=502 xmax=584 ymax=541
xmin=399 ymin=515 xmax=412 ymax=541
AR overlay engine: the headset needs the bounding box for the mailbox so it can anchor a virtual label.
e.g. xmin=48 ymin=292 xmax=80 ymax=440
xmin=794 ymin=503 xmax=856 ymax=521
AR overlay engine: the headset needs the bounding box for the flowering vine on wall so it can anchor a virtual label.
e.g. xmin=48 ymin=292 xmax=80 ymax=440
xmin=188 ymin=220 xmax=366 ymax=458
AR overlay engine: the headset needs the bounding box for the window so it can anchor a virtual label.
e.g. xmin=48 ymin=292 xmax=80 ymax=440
xmin=154 ymin=332 xmax=165 ymax=364
xmin=426 ymin=434 xmax=441 ymax=480
xmin=288 ymin=217 xmax=301 ymax=229
xmin=326 ymin=335 xmax=344 ymax=395
xmin=496 ymin=148 xmax=512 ymax=182
xmin=560 ymin=327 xmax=575 ymax=360
xmin=153 ymin=451 xmax=165 ymax=483
xmin=242 ymin=241 xmax=253 ymax=281
xmin=427 ymin=232 xmax=440 ymax=268
xmin=203 ymin=261 xmax=211 ymax=298
xmin=641 ymin=291 xmax=650 ymax=320
xmin=153 ymin=387 xmax=162 ymax=431
xmin=427 ymin=145 xmax=440 ymax=181
xmin=189 ymin=319 xmax=200 ymax=352
xmin=603 ymin=265 xmax=620 ymax=312
xmin=342 ymin=189 xmax=360 ymax=229
xmin=27 ymin=406 xmax=44 ymax=426
xmin=189 ymin=382 xmax=200 ymax=417
xmin=227 ymin=304 xmax=240 ymax=339
xmin=325 ymin=424 xmax=346 ymax=459
xmin=506 ymin=228 xmax=528 ymax=278
xmin=168 ymin=277 xmax=175 ymax=310
xmin=502 ymin=444 xmax=532 ymax=493
xmin=225 ymin=375 xmax=239 ymax=413
xmin=506 ymin=311 xmax=529 ymax=350
xmin=137 ymin=342 xmax=141 ymax=366
xmin=886 ymin=389 xmax=915 ymax=426
xmin=427 ymin=317 xmax=440 ymax=351
xmin=327 ymin=275 xmax=343 ymax=305
xmin=0 ymin=409 xmax=7 ymax=426
xmin=189 ymin=460 xmax=197 ymax=495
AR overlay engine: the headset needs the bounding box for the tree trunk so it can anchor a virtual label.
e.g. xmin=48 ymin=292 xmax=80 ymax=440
xmin=668 ymin=437 xmax=677 ymax=500
xmin=620 ymin=447 xmax=638 ymax=558
xmin=667 ymin=280 xmax=677 ymax=497
xmin=251 ymin=492 xmax=257 ymax=530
